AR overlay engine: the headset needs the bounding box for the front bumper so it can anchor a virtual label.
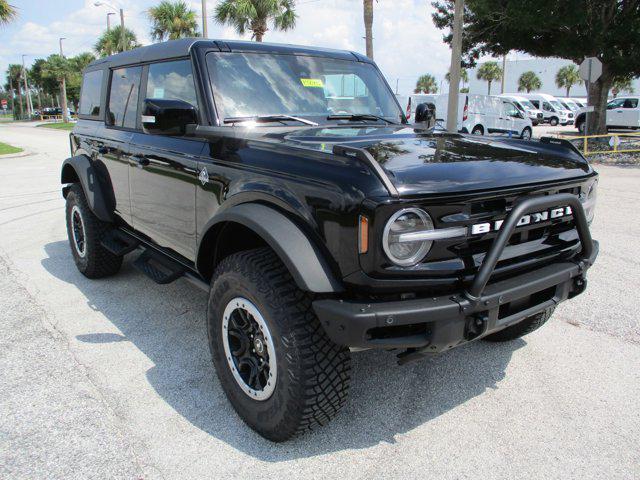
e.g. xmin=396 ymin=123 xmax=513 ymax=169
xmin=314 ymin=193 xmax=598 ymax=359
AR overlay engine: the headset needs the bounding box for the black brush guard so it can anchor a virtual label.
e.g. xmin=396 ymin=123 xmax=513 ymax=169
xmin=313 ymin=193 xmax=598 ymax=361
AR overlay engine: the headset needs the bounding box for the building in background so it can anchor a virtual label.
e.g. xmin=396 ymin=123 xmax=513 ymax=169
xmin=467 ymin=57 xmax=640 ymax=98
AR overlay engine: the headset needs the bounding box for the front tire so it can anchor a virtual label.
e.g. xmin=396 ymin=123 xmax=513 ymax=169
xmin=65 ymin=184 xmax=122 ymax=278
xmin=483 ymin=307 xmax=555 ymax=342
xmin=471 ymin=125 xmax=484 ymax=135
xmin=549 ymin=117 xmax=559 ymax=126
xmin=207 ymin=248 xmax=351 ymax=441
xmin=520 ymin=127 xmax=532 ymax=140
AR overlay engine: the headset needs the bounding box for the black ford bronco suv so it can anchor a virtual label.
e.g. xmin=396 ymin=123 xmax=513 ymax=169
xmin=62 ymin=39 xmax=598 ymax=441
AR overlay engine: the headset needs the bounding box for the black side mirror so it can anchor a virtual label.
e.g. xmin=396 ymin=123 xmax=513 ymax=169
xmin=141 ymin=98 xmax=197 ymax=136
xmin=415 ymin=102 xmax=436 ymax=124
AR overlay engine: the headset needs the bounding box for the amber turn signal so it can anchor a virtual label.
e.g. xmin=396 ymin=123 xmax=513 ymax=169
xmin=358 ymin=215 xmax=369 ymax=254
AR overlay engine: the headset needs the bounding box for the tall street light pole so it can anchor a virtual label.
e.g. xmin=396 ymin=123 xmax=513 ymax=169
xmin=59 ymin=38 xmax=70 ymax=123
xmin=21 ymin=54 xmax=34 ymax=117
xmin=107 ymin=12 xmax=114 ymax=31
xmin=201 ymin=0 xmax=208 ymax=38
xmin=95 ymin=2 xmax=126 ymax=52
xmin=446 ymin=0 xmax=464 ymax=133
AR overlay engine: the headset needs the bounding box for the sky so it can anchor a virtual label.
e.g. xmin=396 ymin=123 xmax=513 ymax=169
xmin=0 ymin=0 xmax=458 ymax=95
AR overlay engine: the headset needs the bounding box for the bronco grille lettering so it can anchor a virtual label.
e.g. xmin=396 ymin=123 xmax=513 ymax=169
xmin=470 ymin=206 xmax=572 ymax=235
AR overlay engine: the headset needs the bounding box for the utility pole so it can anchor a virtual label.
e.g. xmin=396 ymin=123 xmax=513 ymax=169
xmin=59 ymin=38 xmax=70 ymax=123
xmin=501 ymin=55 xmax=507 ymax=93
xmin=201 ymin=0 xmax=208 ymax=38
xmin=120 ymin=8 xmax=126 ymax=51
xmin=446 ymin=0 xmax=464 ymax=132
xmin=21 ymin=55 xmax=34 ymax=117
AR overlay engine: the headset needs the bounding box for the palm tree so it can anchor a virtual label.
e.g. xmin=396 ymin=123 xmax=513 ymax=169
xmin=6 ymin=64 xmax=23 ymax=118
xmin=414 ymin=74 xmax=438 ymax=94
xmin=445 ymin=68 xmax=469 ymax=90
xmin=363 ymin=0 xmax=374 ymax=59
xmin=611 ymin=76 xmax=636 ymax=97
xmin=41 ymin=54 xmax=74 ymax=121
xmin=148 ymin=1 xmax=198 ymax=41
xmin=517 ymin=71 xmax=542 ymax=93
xmin=95 ymin=26 xmax=140 ymax=57
xmin=0 ymin=1 xmax=16 ymax=25
xmin=214 ymin=0 xmax=296 ymax=42
xmin=555 ymin=65 xmax=581 ymax=97
xmin=476 ymin=62 xmax=502 ymax=95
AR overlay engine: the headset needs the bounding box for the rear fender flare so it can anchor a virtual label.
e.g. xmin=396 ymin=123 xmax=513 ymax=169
xmin=61 ymin=155 xmax=114 ymax=222
xmin=197 ymin=203 xmax=343 ymax=293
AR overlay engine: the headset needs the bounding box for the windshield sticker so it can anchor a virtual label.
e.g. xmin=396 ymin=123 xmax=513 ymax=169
xmin=300 ymin=78 xmax=324 ymax=88
xmin=152 ymin=88 xmax=165 ymax=98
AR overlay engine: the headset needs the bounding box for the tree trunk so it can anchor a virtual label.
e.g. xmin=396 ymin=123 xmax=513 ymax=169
xmin=60 ymin=77 xmax=69 ymax=123
xmin=487 ymin=81 xmax=491 ymax=95
xmin=363 ymin=0 xmax=374 ymax=59
xmin=251 ymin=19 xmax=267 ymax=42
xmin=586 ymin=67 xmax=612 ymax=135
xmin=16 ymin=89 xmax=23 ymax=119
xmin=566 ymin=86 xmax=570 ymax=97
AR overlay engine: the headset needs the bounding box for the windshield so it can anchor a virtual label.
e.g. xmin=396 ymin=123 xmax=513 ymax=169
xmin=519 ymin=99 xmax=536 ymax=110
xmin=206 ymin=52 xmax=403 ymax=125
xmin=550 ymin=100 xmax=564 ymax=110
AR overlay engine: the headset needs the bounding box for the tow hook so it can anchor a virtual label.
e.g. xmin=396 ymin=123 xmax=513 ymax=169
xmin=464 ymin=314 xmax=488 ymax=341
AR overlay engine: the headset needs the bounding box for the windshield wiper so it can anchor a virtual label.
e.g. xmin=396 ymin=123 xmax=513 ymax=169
xmin=223 ymin=114 xmax=318 ymax=126
xmin=326 ymin=113 xmax=398 ymax=125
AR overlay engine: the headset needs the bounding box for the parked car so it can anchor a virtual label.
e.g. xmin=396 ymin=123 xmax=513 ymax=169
xmin=575 ymin=96 xmax=640 ymax=133
xmin=62 ymin=39 xmax=599 ymax=441
xmin=408 ymin=93 xmax=533 ymax=139
xmin=498 ymin=94 xmax=545 ymax=125
xmin=519 ymin=93 xmax=574 ymax=126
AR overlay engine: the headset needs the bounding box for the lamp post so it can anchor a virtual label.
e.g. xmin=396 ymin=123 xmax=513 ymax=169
xmin=94 ymin=2 xmax=126 ymax=52
xmin=21 ymin=54 xmax=34 ymax=117
xmin=201 ymin=0 xmax=208 ymax=38
xmin=59 ymin=38 xmax=70 ymax=123
xmin=107 ymin=12 xmax=114 ymax=31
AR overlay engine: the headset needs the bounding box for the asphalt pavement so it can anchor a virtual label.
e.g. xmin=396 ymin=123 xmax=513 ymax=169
xmin=0 ymin=123 xmax=638 ymax=480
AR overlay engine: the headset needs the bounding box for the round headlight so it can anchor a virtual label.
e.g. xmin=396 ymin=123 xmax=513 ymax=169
xmin=383 ymin=208 xmax=434 ymax=266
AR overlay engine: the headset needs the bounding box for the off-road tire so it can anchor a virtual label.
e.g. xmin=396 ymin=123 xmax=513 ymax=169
xmin=207 ymin=247 xmax=351 ymax=442
xmin=65 ymin=184 xmax=122 ymax=278
xmin=483 ymin=306 xmax=555 ymax=342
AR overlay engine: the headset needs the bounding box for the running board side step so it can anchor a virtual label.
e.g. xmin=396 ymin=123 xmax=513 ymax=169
xmin=133 ymin=250 xmax=185 ymax=284
xmin=101 ymin=230 xmax=140 ymax=256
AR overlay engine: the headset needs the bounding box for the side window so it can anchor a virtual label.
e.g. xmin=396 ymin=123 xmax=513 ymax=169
xmin=542 ymin=101 xmax=552 ymax=111
xmin=623 ymin=98 xmax=639 ymax=109
xmin=607 ymin=98 xmax=625 ymax=109
xmin=530 ymin=100 xmax=540 ymax=109
xmin=107 ymin=66 xmax=142 ymax=129
xmin=79 ymin=70 xmax=103 ymax=117
xmin=146 ymin=60 xmax=198 ymax=107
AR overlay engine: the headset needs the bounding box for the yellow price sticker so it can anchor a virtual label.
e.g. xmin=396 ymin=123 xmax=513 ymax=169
xmin=300 ymin=78 xmax=324 ymax=88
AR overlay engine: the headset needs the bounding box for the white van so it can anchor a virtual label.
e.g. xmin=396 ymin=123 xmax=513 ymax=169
xmin=606 ymin=96 xmax=640 ymax=129
xmin=407 ymin=93 xmax=533 ymax=139
xmin=519 ymin=93 xmax=574 ymax=126
xmin=498 ymin=94 xmax=544 ymax=125
xmin=559 ymin=98 xmax=581 ymax=113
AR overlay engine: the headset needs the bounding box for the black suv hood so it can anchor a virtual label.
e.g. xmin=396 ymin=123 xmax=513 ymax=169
xmin=279 ymin=126 xmax=593 ymax=196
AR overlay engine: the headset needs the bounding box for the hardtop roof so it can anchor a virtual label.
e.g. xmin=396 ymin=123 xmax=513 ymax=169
xmin=86 ymin=38 xmax=372 ymax=71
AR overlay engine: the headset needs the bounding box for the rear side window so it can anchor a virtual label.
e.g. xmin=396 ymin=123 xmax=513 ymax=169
xmin=79 ymin=70 xmax=103 ymax=117
xmin=146 ymin=60 xmax=198 ymax=107
xmin=623 ymin=98 xmax=639 ymax=109
xmin=107 ymin=66 xmax=142 ymax=129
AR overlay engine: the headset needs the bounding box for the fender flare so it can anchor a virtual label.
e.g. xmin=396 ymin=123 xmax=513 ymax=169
xmin=199 ymin=203 xmax=343 ymax=293
xmin=61 ymin=155 xmax=114 ymax=222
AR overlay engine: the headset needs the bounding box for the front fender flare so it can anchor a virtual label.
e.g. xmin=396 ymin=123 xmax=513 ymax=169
xmin=199 ymin=203 xmax=343 ymax=293
xmin=61 ymin=155 xmax=113 ymax=222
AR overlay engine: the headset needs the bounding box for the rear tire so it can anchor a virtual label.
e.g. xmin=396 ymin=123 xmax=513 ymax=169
xmin=207 ymin=247 xmax=351 ymax=442
xmin=483 ymin=306 xmax=555 ymax=342
xmin=65 ymin=184 xmax=122 ymax=278
xmin=577 ymin=119 xmax=586 ymax=134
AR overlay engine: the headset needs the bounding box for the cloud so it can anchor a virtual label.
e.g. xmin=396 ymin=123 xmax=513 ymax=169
xmin=1 ymin=0 xmax=453 ymax=95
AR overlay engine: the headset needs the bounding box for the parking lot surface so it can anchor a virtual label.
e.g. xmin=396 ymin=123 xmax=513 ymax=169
xmin=1 ymin=123 xmax=639 ymax=480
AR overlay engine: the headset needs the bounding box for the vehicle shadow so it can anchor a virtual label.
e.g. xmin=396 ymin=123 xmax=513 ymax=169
xmin=42 ymin=240 xmax=525 ymax=461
